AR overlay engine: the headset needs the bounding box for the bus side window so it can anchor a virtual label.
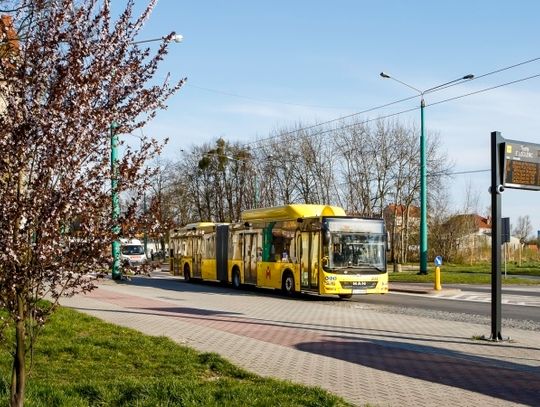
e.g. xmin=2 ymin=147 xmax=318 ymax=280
xmin=282 ymin=238 xmax=292 ymax=261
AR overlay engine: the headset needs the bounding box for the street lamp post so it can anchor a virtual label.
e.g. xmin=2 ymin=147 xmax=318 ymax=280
xmin=110 ymin=33 xmax=182 ymax=280
xmin=380 ymin=72 xmax=474 ymax=274
xmin=110 ymin=121 xmax=122 ymax=280
xmin=143 ymin=192 xmax=148 ymax=257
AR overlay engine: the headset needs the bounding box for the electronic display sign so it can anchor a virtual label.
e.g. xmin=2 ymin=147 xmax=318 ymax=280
xmin=503 ymin=141 xmax=540 ymax=191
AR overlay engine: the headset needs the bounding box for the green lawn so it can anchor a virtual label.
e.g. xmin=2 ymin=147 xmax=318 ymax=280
xmin=389 ymin=261 xmax=540 ymax=284
xmin=0 ymin=307 xmax=350 ymax=407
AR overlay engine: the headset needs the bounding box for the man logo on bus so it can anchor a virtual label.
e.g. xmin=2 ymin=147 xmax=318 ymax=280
xmin=265 ymin=267 xmax=271 ymax=279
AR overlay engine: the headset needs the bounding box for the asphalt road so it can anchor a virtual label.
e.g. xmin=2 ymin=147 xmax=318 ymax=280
xmin=353 ymin=286 xmax=540 ymax=323
xmin=141 ymin=270 xmax=540 ymax=324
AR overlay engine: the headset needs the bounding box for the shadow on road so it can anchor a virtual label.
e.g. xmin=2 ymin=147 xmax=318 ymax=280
xmin=121 ymin=272 xmax=341 ymax=303
xmin=296 ymin=335 xmax=540 ymax=405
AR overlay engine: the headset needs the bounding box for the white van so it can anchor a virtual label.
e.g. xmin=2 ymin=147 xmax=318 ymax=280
xmin=120 ymin=238 xmax=147 ymax=268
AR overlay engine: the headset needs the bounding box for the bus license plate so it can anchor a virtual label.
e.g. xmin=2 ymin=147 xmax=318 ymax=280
xmin=352 ymin=289 xmax=367 ymax=294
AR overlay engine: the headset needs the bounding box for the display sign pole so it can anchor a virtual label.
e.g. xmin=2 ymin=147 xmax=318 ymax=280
xmin=489 ymin=132 xmax=540 ymax=340
xmin=490 ymin=131 xmax=503 ymax=341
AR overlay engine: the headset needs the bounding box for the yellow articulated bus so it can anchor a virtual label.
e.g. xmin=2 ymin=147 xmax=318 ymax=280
xmin=170 ymin=204 xmax=388 ymax=298
xmin=169 ymin=222 xmax=223 ymax=281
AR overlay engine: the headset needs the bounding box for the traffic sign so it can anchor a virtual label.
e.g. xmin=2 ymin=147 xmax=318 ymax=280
xmin=434 ymin=256 xmax=443 ymax=266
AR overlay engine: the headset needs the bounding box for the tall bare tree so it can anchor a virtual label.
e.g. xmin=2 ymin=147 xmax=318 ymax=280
xmin=170 ymin=118 xmax=452 ymax=266
xmin=258 ymin=130 xmax=299 ymax=205
xmin=0 ymin=1 xmax=184 ymax=405
xmin=513 ymin=215 xmax=533 ymax=244
xmin=513 ymin=214 xmax=533 ymax=266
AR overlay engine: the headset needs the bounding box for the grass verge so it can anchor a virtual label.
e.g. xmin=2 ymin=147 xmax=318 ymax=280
xmin=0 ymin=307 xmax=350 ymax=407
xmin=389 ymin=262 xmax=540 ymax=284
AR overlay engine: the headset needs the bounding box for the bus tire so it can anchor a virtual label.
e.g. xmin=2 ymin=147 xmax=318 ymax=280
xmin=183 ymin=264 xmax=191 ymax=283
xmin=339 ymin=294 xmax=353 ymax=299
xmin=232 ymin=268 xmax=241 ymax=289
xmin=282 ymin=271 xmax=295 ymax=296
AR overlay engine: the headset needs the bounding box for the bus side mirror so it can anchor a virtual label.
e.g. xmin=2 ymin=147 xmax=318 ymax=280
xmin=323 ymin=230 xmax=330 ymax=245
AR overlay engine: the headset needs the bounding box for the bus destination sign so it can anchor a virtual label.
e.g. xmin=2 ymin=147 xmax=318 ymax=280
xmin=503 ymin=141 xmax=540 ymax=191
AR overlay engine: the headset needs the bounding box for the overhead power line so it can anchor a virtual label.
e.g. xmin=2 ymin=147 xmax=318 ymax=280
xmin=237 ymin=55 xmax=540 ymax=149
xmin=246 ymin=103 xmax=419 ymax=148
xmin=430 ymin=73 xmax=540 ymax=107
xmin=248 ymin=71 xmax=540 ymax=150
xmin=447 ymin=169 xmax=490 ymax=176
xmin=187 ymin=84 xmax=358 ymax=110
xmin=189 ymin=56 xmax=540 ymax=111
xmin=424 ymin=56 xmax=540 ymax=95
xmin=183 ymin=55 xmax=540 ymax=151
xmin=458 ymin=56 xmax=540 ymax=83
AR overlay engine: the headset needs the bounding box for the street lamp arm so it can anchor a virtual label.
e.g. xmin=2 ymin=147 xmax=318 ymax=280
xmin=424 ymin=74 xmax=474 ymax=94
xmin=132 ymin=32 xmax=183 ymax=45
xmin=384 ymin=75 xmax=422 ymax=95
xmin=381 ymin=72 xmax=474 ymax=96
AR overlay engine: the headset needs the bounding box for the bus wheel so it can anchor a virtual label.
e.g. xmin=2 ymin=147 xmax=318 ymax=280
xmin=282 ymin=271 xmax=295 ymax=296
xmin=339 ymin=294 xmax=353 ymax=299
xmin=183 ymin=265 xmax=191 ymax=283
xmin=232 ymin=269 xmax=241 ymax=289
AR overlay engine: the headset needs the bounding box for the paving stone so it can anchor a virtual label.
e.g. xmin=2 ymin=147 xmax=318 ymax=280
xmin=60 ymin=277 xmax=540 ymax=407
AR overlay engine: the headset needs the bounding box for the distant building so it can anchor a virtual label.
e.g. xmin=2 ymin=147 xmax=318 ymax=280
xmin=446 ymin=213 xmax=491 ymax=236
xmin=445 ymin=214 xmax=520 ymax=258
xmin=383 ymin=204 xmax=420 ymax=228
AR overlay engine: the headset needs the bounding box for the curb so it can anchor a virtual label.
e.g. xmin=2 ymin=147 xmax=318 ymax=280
xmin=389 ymin=284 xmax=462 ymax=295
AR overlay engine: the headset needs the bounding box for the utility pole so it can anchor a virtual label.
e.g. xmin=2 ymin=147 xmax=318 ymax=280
xmin=380 ymin=72 xmax=474 ymax=274
xmin=110 ymin=121 xmax=121 ymax=280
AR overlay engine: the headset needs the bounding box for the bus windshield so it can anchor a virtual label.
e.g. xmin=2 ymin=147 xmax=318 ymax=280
xmin=323 ymin=218 xmax=386 ymax=273
xmin=121 ymin=245 xmax=145 ymax=255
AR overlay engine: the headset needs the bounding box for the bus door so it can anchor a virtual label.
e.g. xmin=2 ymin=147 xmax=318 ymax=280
xmin=298 ymin=231 xmax=309 ymax=288
xmin=193 ymin=236 xmax=202 ymax=278
xmin=310 ymin=231 xmax=320 ymax=289
xmin=298 ymin=230 xmax=320 ymax=289
xmin=243 ymin=232 xmax=258 ymax=284
xmin=215 ymin=225 xmax=229 ymax=282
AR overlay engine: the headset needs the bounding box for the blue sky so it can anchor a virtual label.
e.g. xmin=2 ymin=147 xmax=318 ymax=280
xmin=130 ymin=1 xmax=540 ymax=236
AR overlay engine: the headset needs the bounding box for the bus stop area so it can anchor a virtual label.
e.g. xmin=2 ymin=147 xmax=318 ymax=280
xmin=60 ymin=273 xmax=540 ymax=407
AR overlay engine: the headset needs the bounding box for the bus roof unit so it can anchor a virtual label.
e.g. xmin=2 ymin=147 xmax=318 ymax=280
xmin=241 ymin=204 xmax=346 ymax=221
xmin=183 ymin=222 xmax=216 ymax=230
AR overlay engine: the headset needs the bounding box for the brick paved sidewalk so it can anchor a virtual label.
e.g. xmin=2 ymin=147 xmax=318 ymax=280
xmin=60 ymin=276 xmax=540 ymax=407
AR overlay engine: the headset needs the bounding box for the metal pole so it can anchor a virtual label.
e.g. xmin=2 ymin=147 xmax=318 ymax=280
xmin=490 ymin=131 xmax=503 ymax=340
xmin=379 ymin=72 xmax=474 ymax=276
xmin=111 ymin=122 xmax=121 ymax=280
xmin=419 ymin=98 xmax=428 ymax=274
xmin=504 ymin=242 xmax=507 ymax=279
xmin=143 ymin=192 xmax=148 ymax=257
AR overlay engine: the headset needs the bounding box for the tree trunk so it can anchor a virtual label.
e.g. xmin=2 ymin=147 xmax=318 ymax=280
xmin=10 ymin=293 xmax=26 ymax=407
xmin=403 ymin=205 xmax=410 ymax=263
xmin=391 ymin=206 xmax=398 ymax=263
